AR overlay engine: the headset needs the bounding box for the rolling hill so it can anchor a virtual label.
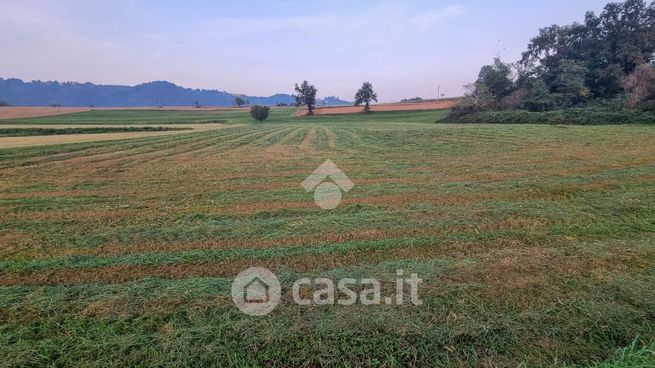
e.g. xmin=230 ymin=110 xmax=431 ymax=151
xmin=0 ymin=78 xmax=350 ymax=107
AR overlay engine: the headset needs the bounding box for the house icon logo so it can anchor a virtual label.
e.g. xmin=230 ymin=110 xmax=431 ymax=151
xmin=231 ymin=267 xmax=281 ymax=316
xmin=301 ymin=159 xmax=354 ymax=209
xmin=244 ymin=277 xmax=269 ymax=303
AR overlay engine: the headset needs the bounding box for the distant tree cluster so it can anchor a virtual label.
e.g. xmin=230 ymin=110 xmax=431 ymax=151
xmin=0 ymin=101 xmax=9 ymax=107
xmin=401 ymin=97 xmax=424 ymax=103
xmin=453 ymin=0 xmax=655 ymax=116
xmin=234 ymin=97 xmax=247 ymax=107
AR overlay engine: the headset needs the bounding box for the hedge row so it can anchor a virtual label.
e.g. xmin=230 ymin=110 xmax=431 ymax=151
xmin=439 ymin=108 xmax=655 ymax=125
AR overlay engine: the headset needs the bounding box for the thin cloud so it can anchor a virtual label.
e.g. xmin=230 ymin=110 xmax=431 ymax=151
xmin=200 ymin=5 xmax=465 ymax=36
xmin=201 ymin=15 xmax=338 ymax=35
xmin=411 ymin=5 xmax=466 ymax=28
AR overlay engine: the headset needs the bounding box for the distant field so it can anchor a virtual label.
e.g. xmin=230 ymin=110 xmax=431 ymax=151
xmin=0 ymin=126 xmax=190 ymax=137
xmin=0 ymin=106 xmax=247 ymax=120
xmin=301 ymin=99 xmax=457 ymax=115
xmin=0 ymin=108 xmax=653 ymax=367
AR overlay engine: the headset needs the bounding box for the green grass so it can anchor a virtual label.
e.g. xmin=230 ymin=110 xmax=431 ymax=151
xmin=0 ymin=108 xmax=653 ymax=367
xmin=0 ymin=126 xmax=190 ymax=136
xmin=0 ymin=109 xmax=232 ymax=125
xmin=0 ymin=107 xmax=447 ymax=125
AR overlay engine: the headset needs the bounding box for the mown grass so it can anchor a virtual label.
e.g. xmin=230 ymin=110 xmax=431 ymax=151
xmin=0 ymin=108 xmax=653 ymax=367
xmin=0 ymin=107 xmax=447 ymax=126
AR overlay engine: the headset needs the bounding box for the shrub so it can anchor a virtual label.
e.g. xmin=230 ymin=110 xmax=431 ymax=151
xmin=250 ymin=105 xmax=270 ymax=121
xmin=401 ymin=97 xmax=424 ymax=103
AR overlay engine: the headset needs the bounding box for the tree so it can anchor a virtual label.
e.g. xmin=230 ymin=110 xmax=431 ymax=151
xmin=521 ymin=0 xmax=655 ymax=99
xmin=523 ymin=78 xmax=558 ymax=112
xmin=449 ymin=83 xmax=495 ymax=116
xmin=476 ymin=58 xmax=515 ymax=99
xmin=622 ymin=63 xmax=655 ymax=107
xmin=293 ymin=81 xmax=317 ymax=115
xmin=0 ymin=101 xmax=9 ymax=107
xmin=250 ymin=105 xmax=270 ymax=121
xmin=354 ymin=82 xmax=378 ymax=113
xmin=234 ymin=97 xmax=246 ymax=107
xmin=548 ymin=59 xmax=591 ymax=106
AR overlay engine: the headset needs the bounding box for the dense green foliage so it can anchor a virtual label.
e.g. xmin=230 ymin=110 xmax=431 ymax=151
xmin=354 ymin=82 xmax=378 ymax=113
xmin=293 ymin=80 xmax=318 ymax=115
xmin=441 ymin=107 xmax=655 ymax=124
xmin=452 ymin=0 xmax=655 ymax=123
xmin=249 ymin=105 xmax=270 ymax=121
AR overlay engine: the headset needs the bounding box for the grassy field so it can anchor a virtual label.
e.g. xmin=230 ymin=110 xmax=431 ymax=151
xmin=0 ymin=108 xmax=654 ymax=367
xmin=0 ymin=126 xmax=190 ymax=137
xmin=0 ymin=109 xmax=231 ymax=125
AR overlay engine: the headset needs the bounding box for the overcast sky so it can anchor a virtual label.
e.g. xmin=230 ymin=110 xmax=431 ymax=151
xmin=1 ymin=0 xmax=611 ymax=102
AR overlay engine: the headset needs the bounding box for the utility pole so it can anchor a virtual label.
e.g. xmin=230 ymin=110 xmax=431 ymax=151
xmin=437 ymin=84 xmax=440 ymax=101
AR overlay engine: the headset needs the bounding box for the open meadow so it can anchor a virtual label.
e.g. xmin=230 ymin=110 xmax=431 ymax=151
xmin=0 ymin=108 xmax=654 ymax=366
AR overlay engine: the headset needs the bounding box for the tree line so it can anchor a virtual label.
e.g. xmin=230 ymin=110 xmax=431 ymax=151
xmin=293 ymin=80 xmax=377 ymax=115
xmin=248 ymin=81 xmax=377 ymax=121
xmin=453 ymin=0 xmax=655 ymax=118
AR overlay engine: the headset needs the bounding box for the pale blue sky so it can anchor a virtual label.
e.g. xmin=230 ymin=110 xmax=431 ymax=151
xmin=1 ymin=0 xmax=610 ymax=102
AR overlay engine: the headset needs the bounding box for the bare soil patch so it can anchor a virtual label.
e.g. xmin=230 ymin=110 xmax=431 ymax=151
xmin=0 ymin=107 xmax=90 ymax=120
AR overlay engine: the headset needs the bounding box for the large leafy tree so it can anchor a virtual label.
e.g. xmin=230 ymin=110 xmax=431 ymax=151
xmin=549 ymin=59 xmax=591 ymax=106
xmin=476 ymin=58 xmax=515 ymax=99
xmin=354 ymin=82 xmax=378 ymax=113
xmin=293 ymin=81 xmax=318 ymax=115
xmin=521 ymin=0 xmax=655 ymax=99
